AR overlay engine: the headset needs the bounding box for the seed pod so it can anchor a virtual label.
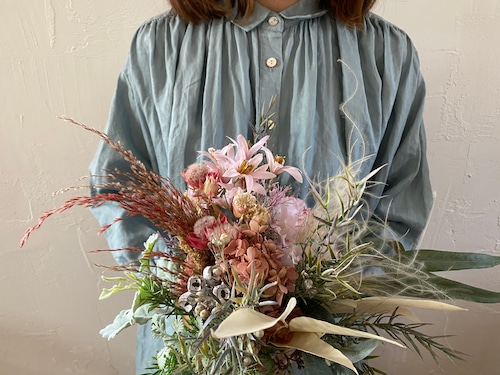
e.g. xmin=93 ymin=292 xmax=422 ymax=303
xmin=178 ymin=292 xmax=194 ymax=312
xmin=187 ymin=276 xmax=205 ymax=292
xmin=213 ymin=284 xmax=230 ymax=301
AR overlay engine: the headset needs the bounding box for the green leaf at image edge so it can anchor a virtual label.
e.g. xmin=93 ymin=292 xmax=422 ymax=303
xmin=365 ymin=272 xmax=500 ymax=304
xmin=386 ymin=249 xmax=500 ymax=303
xmin=399 ymin=249 xmax=500 ymax=272
xmin=426 ymin=273 xmax=500 ymax=304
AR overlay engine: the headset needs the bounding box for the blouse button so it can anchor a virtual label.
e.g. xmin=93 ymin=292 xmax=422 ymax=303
xmin=268 ymin=16 xmax=279 ymax=26
xmin=266 ymin=57 xmax=278 ymax=68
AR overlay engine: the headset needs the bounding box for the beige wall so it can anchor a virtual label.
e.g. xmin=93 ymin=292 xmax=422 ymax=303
xmin=2 ymin=1 xmax=499 ymax=374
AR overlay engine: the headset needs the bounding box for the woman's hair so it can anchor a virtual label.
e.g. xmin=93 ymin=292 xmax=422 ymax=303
xmin=168 ymin=0 xmax=377 ymax=26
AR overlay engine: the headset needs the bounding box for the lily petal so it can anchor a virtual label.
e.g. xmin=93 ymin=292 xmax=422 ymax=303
xmin=278 ymin=165 xmax=303 ymax=183
xmin=247 ymin=135 xmax=270 ymax=158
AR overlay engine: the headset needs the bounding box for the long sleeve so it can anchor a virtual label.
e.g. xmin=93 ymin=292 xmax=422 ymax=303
xmin=368 ymin=26 xmax=433 ymax=250
xmin=332 ymin=16 xmax=432 ymax=250
xmin=375 ymin=66 xmax=431 ymax=249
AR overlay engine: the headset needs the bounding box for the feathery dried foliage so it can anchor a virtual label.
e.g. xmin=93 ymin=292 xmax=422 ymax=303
xmin=20 ymin=117 xmax=203 ymax=248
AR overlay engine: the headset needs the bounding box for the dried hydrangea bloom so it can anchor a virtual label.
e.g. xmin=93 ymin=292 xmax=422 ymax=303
xmin=222 ymin=228 xmax=298 ymax=309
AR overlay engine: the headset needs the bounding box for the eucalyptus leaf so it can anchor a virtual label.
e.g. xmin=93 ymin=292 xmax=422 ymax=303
xmin=328 ymin=362 xmax=357 ymax=375
xmin=302 ymin=353 xmax=335 ymax=375
xmin=302 ymin=355 xmax=358 ymax=375
xmin=398 ymin=249 xmax=500 ymax=272
xmin=341 ymin=339 xmax=380 ymax=363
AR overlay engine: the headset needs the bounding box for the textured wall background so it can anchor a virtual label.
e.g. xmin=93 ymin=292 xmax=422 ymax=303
xmin=1 ymin=1 xmax=499 ymax=374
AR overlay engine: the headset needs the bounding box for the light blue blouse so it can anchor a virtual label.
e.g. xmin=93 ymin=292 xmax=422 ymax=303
xmin=90 ymin=0 xmax=433 ymax=373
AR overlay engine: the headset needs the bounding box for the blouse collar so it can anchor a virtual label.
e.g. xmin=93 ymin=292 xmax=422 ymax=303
xmin=231 ymin=0 xmax=328 ymax=31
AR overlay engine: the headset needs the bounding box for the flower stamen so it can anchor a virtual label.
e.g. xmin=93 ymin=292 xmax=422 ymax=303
xmin=237 ymin=160 xmax=255 ymax=175
xmin=274 ymin=155 xmax=285 ymax=165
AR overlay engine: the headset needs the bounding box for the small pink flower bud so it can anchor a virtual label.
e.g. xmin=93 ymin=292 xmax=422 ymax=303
xmin=182 ymin=163 xmax=209 ymax=189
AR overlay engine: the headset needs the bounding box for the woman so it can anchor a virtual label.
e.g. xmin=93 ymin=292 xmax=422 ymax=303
xmin=90 ymin=0 xmax=433 ymax=373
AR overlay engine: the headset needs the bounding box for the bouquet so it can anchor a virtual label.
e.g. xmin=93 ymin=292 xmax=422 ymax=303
xmin=21 ymin=118 xmax=500 ymax=375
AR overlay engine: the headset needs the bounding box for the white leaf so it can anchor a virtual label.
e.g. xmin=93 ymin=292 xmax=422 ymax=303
xmin=99 ymin=309 xmax=133 ymax=340
xmin=212 ymin=298 xmax=296 ymax=339
xmin=289 ymin=317 xmax=405 ymax=348
xmin=275 ymin=332 xmax=358 ymax=374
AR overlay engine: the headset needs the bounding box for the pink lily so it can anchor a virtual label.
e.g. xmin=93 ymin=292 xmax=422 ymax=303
xmin=264 ymin=148 xmax=303 ymax=183
xmin=227 ymin=134 xmax=270 ymax=160
xmin=222 ymin=153 xmax=275 ymax=194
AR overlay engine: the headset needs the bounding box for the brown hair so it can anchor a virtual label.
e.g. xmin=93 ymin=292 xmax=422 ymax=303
xmin=168 ymin=0 xmax=377 ymax=26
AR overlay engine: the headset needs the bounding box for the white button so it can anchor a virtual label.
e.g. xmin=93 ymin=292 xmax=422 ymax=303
xmin=268 ymin=16 xmax=279 ymax=26
xmin=266 ymin=57 xmax=278 ymax=68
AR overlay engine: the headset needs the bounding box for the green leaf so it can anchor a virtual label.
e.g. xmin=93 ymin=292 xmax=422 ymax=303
xmin=362 ymin=272 xmax=500 ymax=304
xmin=341 ymin=339 xmax=380 ymax=364
xmin=99 ymin=281 xmax=136 ymax=300
xmin=398 ymin=249 xmax=500 ymax=272
xmin=383 ymin=250 xmax=500 ymax=303
xmin=300 ymin=299 xmax=338 ymax=324
xmin=99 ymin=271 xmax=140 ymax=300
xmin=326 ymin=362 xmax=357 ymax=375
xmin=426 ymin=274 xmax=500 ymax=303
xmin=302 ymin=353 xmax=335 ymax=375
xmin=139 ymin=233 xmax=158 ymax=273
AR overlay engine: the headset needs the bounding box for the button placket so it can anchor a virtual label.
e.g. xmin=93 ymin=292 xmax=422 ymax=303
xmin=258 ymin=14 xmax=283 ymax=120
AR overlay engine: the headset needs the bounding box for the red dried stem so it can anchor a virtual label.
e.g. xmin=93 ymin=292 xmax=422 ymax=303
xmin=20 ymin=117 xmax=203 ymax=247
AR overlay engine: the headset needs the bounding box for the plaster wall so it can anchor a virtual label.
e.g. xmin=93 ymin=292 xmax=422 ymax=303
xmin=1 ymin=1 xmax=499 ymax=374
